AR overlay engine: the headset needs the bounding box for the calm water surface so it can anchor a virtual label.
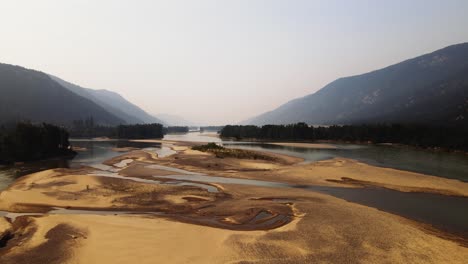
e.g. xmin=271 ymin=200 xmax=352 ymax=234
xmin=0 ymin=140 xmax=162 ymax=191
xmin=155 ymin=173 xmax=468 ymax=238
xmin=163 ymin=132 xmax=468 ymax=182
xmin=2 ymin=134 xmax=467 ymax=190
xmin=225 ymin=143 xmax=468 ymax=182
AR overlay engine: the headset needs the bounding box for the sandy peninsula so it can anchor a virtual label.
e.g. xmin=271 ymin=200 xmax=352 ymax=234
xmin=1 ymin=142 xmax=467 ymax=263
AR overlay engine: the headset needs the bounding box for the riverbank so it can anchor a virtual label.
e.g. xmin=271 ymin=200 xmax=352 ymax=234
xmin=223 ymin=137 xmax=468 ymax=155
xmin=0 ymin=141 xmax=467 ymax=263
xmin=269 ymin=142 xmax=338 ymax=149
xmin=137 ymin=144 xmax=468 ymax=197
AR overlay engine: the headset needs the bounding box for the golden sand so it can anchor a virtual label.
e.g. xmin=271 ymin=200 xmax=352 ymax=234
xmin=1 ymin=142 xmax=467 ymax=263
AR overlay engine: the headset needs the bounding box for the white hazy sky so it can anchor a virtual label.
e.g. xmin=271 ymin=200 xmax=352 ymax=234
xmin=1 ymin=0 xmax=467 ymax=125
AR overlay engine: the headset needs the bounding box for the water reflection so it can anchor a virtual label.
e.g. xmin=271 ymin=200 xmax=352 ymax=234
xmin=70 ymin=139 xmax=162 ymax=166
xmin=4 ymin=133 xmax=465 ymax=192
xmin=155 ymin=174 xmax=468 ymax=238
xmin=0 ymin=140 xmax=162 ymax=191
xmin=224 ymin=143 xmax=468 ymax=182
xmin=163 ymin=132 xmax=468 ymax=182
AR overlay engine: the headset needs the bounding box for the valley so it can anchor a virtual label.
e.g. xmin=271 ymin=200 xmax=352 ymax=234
xmin=1 ymin=3 xmax=468 ymax=262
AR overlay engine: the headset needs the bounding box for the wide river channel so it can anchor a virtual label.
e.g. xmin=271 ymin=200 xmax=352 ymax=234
xmin=1 ymin=132 xmax=467 ymax=239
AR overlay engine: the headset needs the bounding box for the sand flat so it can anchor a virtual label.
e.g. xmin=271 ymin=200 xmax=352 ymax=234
xmin=1 ymin=141 xmax=467 ymax=263
xmin=1 ymin=186 xmax=467 ymax=263
xmin=149 ymin=146 xmax=468 ymax=197
xmin=270 ymin=158 xmax=468 ymax=196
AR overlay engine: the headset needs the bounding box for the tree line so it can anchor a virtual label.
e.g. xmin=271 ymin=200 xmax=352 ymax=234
xmin=220 ymin=123 xmax=468 ymax=151
xmin=69 ymin=118 xmax=165 ymax=139
xmin=0 ymin=122 xmax=74 ymax=164
xmin=164 ymin=126 xmax=189 ymax=134
xmin=117 ymin=123 xmax=164 ymax=139
xmin=200 ymin=126 xmax=224 ymax=133
xmin=0 ymin=120 xmax=167 ymax=164
xmin=70 ymin=117 xmax=117 ymax=138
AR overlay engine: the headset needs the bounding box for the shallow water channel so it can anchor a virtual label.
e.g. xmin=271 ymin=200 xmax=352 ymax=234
xmin=152 ymin=173 xmax=468 ymax=239
xmin=0 ymin=140 xmax=170 ymax=190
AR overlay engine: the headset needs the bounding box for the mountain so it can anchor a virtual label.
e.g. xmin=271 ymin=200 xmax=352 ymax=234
xmin=0 ymin=63 xmax=124 ymax=125
xmin=50 ymin=75 xmax=165 ymax=125
xmin=246 ymin=43 xmax=468 ymax=126
xmin=157 ymin=113 xmax=195 ymax=126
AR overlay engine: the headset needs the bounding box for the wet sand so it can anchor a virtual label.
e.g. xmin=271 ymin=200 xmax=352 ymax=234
xmin=269 ymin=142 xmax=338 ymax=149
xmin=142 ymin=146 xmax=468 ymax=197
xmin=1 ymin=142 xmax=467 ymax=263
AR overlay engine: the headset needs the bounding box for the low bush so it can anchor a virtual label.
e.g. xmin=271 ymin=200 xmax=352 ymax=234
xmin=192 ymin=143 xmax=276 ymax=161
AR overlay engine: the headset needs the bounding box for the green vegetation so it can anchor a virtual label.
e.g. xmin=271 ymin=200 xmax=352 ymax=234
xmin=0 ymin=122 xmax=75 ymax=164
xmin=192 ymin=143 xmax=224 ymax=151
xmin=117 ymin=123 xmax=164 ymax=139
xmin=192 ymin=143 xmax=276 ymax=161
xmin=221 ymin=123 xmax=468 ymax=151
xmin=164 ymin=126 xmax=189 ymax=134
xmin=70 ymin=117 xmax=117 ymax=138
xmin=200 ymin=126 xmax=224 ymax=133
xmin=69 ymin=119 xmax=164 ymax=139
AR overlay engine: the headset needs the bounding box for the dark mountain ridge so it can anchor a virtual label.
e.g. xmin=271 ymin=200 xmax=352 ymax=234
xmin=0 ymin=62 xmax=164 ymax=126
xmin=246 ymin=43 xmax=468 ymax=126
xmin=0 ymin=63 xmax=124 ymax=125
xmin=50 ymin=75 xmax=165 ymax=125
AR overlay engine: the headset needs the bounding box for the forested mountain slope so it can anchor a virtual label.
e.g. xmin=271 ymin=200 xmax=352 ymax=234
xmin=246 ymin=43 xmax=468 ymax=126
xmin=0 ymin=63 xmax=124 ymax=125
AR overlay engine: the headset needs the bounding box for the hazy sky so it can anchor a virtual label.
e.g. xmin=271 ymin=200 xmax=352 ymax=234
xmin=1 ymin=0 xmax=467 ymax=125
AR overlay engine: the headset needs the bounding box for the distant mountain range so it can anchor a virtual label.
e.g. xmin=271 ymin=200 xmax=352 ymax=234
xmin=50 ymin=75 xmax=164 ymax=125
xmin=156 ymin=113 xmax=195 ymax=126
xmin=245 ymin=43 xmax=468 ymax=126
xmin=0 ymin=63 xmax=164 ymax=126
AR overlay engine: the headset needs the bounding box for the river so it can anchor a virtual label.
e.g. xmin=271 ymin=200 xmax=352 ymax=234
xmin=0 ymin=133 xmax=467 ymax=238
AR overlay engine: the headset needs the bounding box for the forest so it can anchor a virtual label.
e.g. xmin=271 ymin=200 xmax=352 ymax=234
xmin=69 ymin=118 xmax=164 ymax=139
xmin=117 ymin=123 xmax=164 ymax=139
xmin=164 ymin=126 xmax=189 ymax=134
xmin=0 ymin=122 xmax=74 ymax=164
xmin=200 ymin=126 xmax=224 ymax=132
xmin=220 ymin=123 xmax=468 ymax=151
